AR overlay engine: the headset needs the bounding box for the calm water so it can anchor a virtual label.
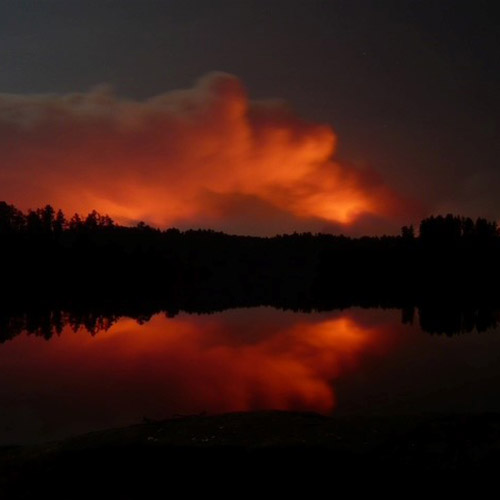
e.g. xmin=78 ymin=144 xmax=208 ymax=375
xmin=1 ymin=306 xmax=500 ymax=445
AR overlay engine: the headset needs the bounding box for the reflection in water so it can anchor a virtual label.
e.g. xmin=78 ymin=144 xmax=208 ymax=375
xmin=1 ymin=306 xmax=500 ymax=446
xmin=1 ymin=304 xmax=499 ymax=345
xmin=0 ymin=309 xmax=389 ymax=444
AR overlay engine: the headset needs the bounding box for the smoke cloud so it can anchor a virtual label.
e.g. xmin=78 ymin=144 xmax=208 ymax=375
xmin=0 ymin=73 xmax=412 ymax=234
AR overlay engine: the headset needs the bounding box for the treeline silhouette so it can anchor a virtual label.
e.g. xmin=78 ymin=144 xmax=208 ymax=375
xmin=1 ymin=201 xmax=500 ymax=335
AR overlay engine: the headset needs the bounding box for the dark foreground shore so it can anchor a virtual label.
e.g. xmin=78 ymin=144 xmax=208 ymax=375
xmin=2 ymin=410 xmax=500 ymax=497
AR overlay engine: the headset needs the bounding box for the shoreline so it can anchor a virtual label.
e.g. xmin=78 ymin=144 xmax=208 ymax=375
xmin=2 ymin=410 xmax=500 ymax=494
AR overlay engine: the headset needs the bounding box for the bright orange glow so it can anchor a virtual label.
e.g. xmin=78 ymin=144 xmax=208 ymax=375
xmin=0 ymin=309 xmax=392 ymax=443
xmin=103 ymin=314 xmax=380 ymax=412
xmin=0 ymin=73 xmax=406 ymax=233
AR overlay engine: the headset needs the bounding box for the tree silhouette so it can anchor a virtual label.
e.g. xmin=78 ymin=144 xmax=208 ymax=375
xmin=401 ymin=225 xmax=415 ymax=239
xmin=0 ymin=199 xmax=499 ymax=339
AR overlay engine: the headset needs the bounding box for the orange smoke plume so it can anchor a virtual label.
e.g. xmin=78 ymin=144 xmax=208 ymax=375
xmin=0 ymin=73 xmax=405 ymax=234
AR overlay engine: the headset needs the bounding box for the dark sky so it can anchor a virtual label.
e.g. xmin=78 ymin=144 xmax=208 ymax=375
xmin=1 ymin=0 xmax=498 ymax=230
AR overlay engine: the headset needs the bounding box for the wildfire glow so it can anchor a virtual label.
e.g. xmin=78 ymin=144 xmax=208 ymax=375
xmin=0 ymin=310 xmax=393 ymax=443
xmin=0 ymin=73 xmax=405 ymax=234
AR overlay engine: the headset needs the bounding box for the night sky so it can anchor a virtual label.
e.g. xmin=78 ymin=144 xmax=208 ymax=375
xmin=0 ymin=0 xmax=498 ymax=235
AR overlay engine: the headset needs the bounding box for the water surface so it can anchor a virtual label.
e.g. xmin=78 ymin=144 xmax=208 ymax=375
xmin=1 ymin=306 xmax=500 ymax=445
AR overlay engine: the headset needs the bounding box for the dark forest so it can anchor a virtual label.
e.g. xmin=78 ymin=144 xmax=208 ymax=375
xmin=1 ymin=201 xmax=499 ymax=337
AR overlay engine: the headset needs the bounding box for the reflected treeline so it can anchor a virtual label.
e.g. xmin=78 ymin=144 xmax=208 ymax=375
xmin=403 ymin=305 xmax=500 ymax=336
xmin=419 ymin=306 xmax=500 ymax=336
xmin=0 ymin=309 xmax=119 ymax=342
xmin=1 ymin=303 xmax=499 ymax=343
xmin=1 ymin=202 xmax=500 ymax=338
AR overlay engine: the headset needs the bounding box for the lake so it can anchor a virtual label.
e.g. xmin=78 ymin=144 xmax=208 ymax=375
xmin=1 ymin=306 xmax=500 ymax=445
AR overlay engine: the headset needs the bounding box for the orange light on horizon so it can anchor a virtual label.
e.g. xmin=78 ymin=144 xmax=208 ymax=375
xmin=0 ymin=73 xmax=410 ymax=234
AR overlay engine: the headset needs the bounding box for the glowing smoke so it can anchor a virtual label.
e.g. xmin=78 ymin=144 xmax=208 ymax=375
xmin=0 ymin=73 xmax=410 ymax=234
